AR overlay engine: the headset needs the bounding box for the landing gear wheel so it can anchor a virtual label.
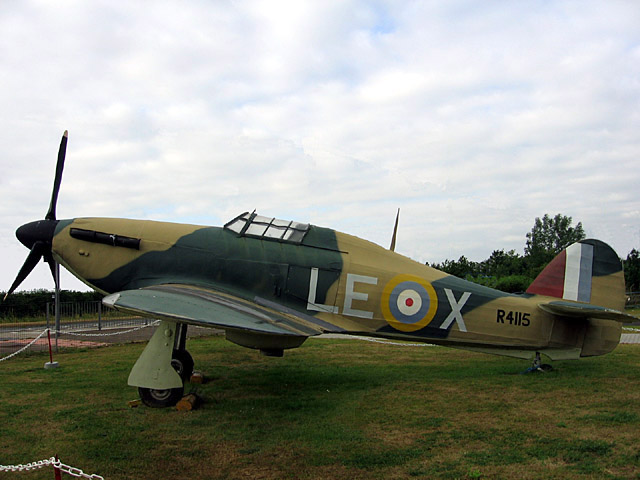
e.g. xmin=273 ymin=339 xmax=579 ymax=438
xmin=138 ymin=386 xmax=184 ymax=408
xmin=137 ymin=349 xmax=193 ymax=408
xmin=171 ymin=349 xmax=194 ymax=382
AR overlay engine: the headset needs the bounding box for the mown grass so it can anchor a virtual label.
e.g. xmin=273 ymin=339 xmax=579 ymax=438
xmin=1 ymin=337 xmax=640 ymax=479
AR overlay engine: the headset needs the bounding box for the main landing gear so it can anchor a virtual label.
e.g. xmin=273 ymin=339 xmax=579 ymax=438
xmin=138 ymin=348 xmax=194 ymax=408
xmin=522 ymin=351 xmax=553 ymax=374
xmin=132 ymin=322 xmax=195 ymax=408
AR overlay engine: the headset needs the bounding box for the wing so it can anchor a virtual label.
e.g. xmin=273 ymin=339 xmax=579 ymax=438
xmin=103 ymin=283 xmax=330 ymax=337
xmin=538 ymin=300 xmax=637 ymax=323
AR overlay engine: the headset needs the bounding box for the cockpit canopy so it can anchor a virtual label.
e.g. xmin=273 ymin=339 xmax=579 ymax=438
xmin=224 ymin=212 xmax=310 ymax=244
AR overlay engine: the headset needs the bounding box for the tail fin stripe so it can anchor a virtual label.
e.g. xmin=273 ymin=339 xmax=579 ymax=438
xmin=527 ymin=239 xmax=624 ymax=310
xmin=563 ymin=242 xmax=593 ymax=302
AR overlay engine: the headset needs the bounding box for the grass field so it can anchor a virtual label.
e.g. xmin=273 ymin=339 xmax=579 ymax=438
xmin=1 ymin=336 xmax=639 ymax=480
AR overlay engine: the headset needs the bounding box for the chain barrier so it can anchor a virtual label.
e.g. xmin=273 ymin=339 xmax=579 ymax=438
xmin=2 ymin=320 xmax=217 ymax=362
xmin=0 ymin=328 xmax=49 ymax=363
xmin=0 ymin=456 xmax=104 ymax=479
xmin=52 ymin=320 xmax=160 ymax=337
xmin=1 ymin=321 xmax=161 ymax=362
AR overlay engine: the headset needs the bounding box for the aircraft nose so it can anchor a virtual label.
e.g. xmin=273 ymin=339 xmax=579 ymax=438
xmin=16 ymin=219 xmax=59 ymax=249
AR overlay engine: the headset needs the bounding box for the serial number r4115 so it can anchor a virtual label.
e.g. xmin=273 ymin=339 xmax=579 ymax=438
xmin=496 ymin=309 xmax=530 ymax=326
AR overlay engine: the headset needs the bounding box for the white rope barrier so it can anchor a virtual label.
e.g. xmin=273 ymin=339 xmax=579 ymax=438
xmin=0 ymin=328 xmax=49 ymax=363
xmin=0 ymin=456 xmax=104 ymax=479
xmin=0 ymin=321 xmax=162 ymax=362
xmin=1 ymin=320 xmax=219 ymax=362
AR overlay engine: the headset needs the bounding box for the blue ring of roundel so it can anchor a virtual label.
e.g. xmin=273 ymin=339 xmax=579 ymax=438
xmin=388 ymin=281 xmax=431 ymax=324
xmin=381 ymin=274 xmax=439 ymax=332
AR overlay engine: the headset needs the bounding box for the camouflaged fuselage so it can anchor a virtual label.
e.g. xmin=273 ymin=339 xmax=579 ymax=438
xmin=52 ymin=217 xmax=626 ymax=360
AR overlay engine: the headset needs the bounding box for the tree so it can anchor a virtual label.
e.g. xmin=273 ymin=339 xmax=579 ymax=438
xmin=624 ymin=249 xmax=640 ymax=292
xmin=430 ymin=256 xmax=479 ymax=279
xmin=495 ymin=275 xmax=531 ymax=293
xmin=427 ymin=213 xmax=586 ymax=293
xmin=480 ymin=249 xmax=525 ymax=278
xmin=524 ymin=213 xmax=585 ymax=273
xmin=0 ymin=289 xmax=102 ymax=319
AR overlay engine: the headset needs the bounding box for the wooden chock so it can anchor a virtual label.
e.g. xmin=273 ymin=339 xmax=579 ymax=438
xmin=190 ymin=371 xmax=205 ymax=384
xmin=176 ymin=393 xmax=199 ymax=411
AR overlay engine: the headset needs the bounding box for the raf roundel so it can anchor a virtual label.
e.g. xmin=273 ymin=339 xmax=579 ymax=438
xmin=381 ymin=274 xmax=438 ymax=332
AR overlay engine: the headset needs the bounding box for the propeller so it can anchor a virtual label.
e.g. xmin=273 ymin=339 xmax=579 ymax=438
xmin=4 ymin=131 xmax=67 ymax=300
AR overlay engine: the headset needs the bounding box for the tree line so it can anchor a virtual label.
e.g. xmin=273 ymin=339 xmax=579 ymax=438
xmin=0 ymin=289 xmax=103 ymax=319
xmin=429 ymin=213 xmax=640 ymax=294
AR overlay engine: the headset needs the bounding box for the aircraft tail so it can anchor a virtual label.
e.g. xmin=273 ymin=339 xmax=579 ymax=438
xmin=526 ymin=240 xmax=633 ymax=357
xmin=526 ymin=239 xmax=626 ymax=311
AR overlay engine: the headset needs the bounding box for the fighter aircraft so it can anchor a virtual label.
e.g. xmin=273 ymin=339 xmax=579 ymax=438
xmin=7 ymin=131 xmax=636 ymax=407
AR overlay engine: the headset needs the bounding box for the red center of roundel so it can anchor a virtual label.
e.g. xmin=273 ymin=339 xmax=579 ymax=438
xmin=405 ymin=298 xmax=414 ymax=307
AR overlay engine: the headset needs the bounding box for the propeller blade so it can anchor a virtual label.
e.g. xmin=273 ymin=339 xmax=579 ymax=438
xmin=4 ymin=242 xmax=47 ymax=300
xmin=44 ymin=252 xmax=58 ymax=288
xmin=45 ymin=130 xmax=68 ymax=221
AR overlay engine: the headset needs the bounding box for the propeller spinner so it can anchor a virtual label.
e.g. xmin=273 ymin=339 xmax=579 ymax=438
xmin=4 ymin=131 xmax=67 ymax=299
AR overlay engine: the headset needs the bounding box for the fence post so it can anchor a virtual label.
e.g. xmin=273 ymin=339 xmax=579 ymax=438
xmin=54 ymin=265 xmax=60 ymax=353
xmin=98 ymin=301 xmax=102 ymax=331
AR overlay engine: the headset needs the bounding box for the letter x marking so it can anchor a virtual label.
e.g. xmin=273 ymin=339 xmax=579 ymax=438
xmin=440 ymin=289 xmax=470 ymax=332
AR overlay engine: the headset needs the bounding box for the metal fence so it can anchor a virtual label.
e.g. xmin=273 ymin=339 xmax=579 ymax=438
xmin=0 ymin=301 xmax=151 ymax=358
xmin=45 ymin=300 xmax=146 ymax=331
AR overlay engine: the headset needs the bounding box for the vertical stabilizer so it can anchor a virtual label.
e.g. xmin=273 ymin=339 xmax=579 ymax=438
xmin=526 ymin=239 xmax=626 ymax=310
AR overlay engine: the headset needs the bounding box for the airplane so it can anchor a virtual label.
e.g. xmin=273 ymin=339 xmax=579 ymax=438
xmin=7 ymin=131 xmax=637 ymax=407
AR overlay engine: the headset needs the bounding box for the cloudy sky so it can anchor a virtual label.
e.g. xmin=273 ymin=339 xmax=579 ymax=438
xmin=1 ymin=0 xmax=639 ymax=292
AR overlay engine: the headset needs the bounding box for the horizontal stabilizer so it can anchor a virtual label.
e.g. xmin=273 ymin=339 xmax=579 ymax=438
xmin=538 ymin=301 xmax=637 ymax=323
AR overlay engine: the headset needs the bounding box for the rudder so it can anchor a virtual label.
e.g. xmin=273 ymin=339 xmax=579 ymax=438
xmin=526 ymin=239 xmax=626 ymax=310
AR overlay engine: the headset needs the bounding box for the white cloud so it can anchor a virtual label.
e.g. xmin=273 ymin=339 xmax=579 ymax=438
xmin=1 ymin=0 xmax=639 ymax=293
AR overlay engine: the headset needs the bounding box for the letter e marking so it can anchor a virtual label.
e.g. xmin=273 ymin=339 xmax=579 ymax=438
xmin=343 ymin=274 xmax=377 ymax=319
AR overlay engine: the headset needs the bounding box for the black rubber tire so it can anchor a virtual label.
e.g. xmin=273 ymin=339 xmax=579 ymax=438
xmin=539 ymin=364 xmax=553 ymax=372
xmin=138 ymin=386 xmax=184 ymax=408
xmin=137 ymin=350 xmax=193 ymax=408
xmin=171 ymin=349 xmax=194 ymax=382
